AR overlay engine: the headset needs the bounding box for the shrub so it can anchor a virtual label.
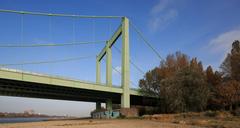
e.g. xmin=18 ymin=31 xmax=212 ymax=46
xmin=231 ymin=108 xmax=240 ymax=116
xmin=204 ymin=110 xmax=217 ymax=117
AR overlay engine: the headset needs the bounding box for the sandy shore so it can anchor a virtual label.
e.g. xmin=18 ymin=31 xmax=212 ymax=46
xmin=0 ymin=119 xmax=202 ymax=128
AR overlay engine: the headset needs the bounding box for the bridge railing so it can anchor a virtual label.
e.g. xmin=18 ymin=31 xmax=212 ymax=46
xmin=0 ymin=67 xmax=122 ymax=88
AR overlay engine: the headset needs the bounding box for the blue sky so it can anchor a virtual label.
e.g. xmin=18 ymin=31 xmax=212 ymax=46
xmin=0 ymin=0 xmax=240 ymax=117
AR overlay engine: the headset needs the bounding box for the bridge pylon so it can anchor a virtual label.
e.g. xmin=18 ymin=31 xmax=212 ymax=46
xmin=121 ymin=17 xmax=130 ymax=108
xmin=96 ymin=17 xmax=130 ymax=109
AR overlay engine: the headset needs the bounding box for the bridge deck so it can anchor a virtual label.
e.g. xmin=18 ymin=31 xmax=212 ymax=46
xmin=0 ymin=68 xmax=139 ymax=95
xmin=0 ymin=68 xmax=157 ymax=106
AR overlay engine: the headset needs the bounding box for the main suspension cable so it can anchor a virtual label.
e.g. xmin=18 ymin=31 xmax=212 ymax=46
xmin=102 ymin=58 xmax=138 ymax=87
xmin=111 ymin=65 xmax=138 ymax=88
xmin=130 ymin=21 xmax=164 ymax=61
xmin=0 ymin=55 xmax=95 ymax=67
xmin=113 ymin=45 xmax=145 ymax=75
xmin=0 ymin=9 xmax=123 ymax=19
xmin=0 ymin=40 xmax=106 ymax=47
xmin=72 ymin=17 xmax=76 ymax=43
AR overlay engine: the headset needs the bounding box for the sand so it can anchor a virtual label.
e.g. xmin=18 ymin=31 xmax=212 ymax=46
xmin=0 ymin=119 xmax=203 ymax=128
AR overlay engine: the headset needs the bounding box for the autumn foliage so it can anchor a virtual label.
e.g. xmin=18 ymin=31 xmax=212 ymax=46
xmin=139 ymin=52 xmax=209 ymax=113
xmin=213 ymin=40 xmax=240 ymax=110
xmin=139 ymin=40 xmax=240 ymax=113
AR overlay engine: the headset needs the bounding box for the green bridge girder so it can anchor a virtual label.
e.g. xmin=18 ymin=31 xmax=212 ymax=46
xmin=0 ymin=68 xmax=157 ymax=106
xmin=0 ymin=68 xmax=140 ymax=95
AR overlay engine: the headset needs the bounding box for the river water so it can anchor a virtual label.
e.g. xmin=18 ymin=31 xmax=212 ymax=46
xmin=0 ymin=117 xmax=51 ymax=123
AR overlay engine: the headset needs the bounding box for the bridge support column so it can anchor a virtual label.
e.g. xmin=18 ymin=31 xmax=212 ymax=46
xmin=106 ymin=41 xmax=112 ymax=87
xmin=96 ymin=57 xmax=101 ymax=84
xmin=106 ymin=99 xmax=112 ymax=110
xmin=96 ymin=102 xmax=101 ymax=111
xmin=121 ymin=17 xmax=130 ymax=108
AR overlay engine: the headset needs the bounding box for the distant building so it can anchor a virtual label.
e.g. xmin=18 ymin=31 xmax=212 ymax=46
xmin=24 ymin=109 xmax=35 ymax=115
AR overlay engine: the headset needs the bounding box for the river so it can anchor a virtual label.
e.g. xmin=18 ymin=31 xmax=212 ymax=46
xmin=0 ymin=117 xmax=51 ymax=123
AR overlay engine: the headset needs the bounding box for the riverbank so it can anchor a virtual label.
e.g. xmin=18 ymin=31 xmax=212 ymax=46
xmin=0 ymin=119 xmax=202 ymax=128
xmin=1 ymin=111 xmax=240 ymax=128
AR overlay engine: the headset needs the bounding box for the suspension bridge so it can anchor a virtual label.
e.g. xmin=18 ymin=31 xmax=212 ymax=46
xmin=0 ymin=9 xmax=161 ymax=117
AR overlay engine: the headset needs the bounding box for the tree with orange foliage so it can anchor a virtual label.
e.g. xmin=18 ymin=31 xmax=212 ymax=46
xmin=139 ymin=51 xmax=190 ymax=98
xmin=205 ymin=66 xmax=224 ymax=110
xmin=231 ymin=40 xmax=240 ymax=81
xmin=216 ymin=80 xmax=240 ymax=110
xmin=221 ymin=40 xmax=240 ymax=81
xmin=139 ymin=52 xmax=210 ymax=113
xmin=218 ymin=40 xmax=240 ymax=110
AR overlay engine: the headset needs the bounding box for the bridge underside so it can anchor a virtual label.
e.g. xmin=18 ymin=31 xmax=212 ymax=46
xmin=0 ymin=78 xmax=157 ymax=106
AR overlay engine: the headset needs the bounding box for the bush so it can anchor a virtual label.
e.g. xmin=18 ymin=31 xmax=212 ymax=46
xmin=118 ymin=114 xmax=126 ymax=119
xmin=231 ymin=108 xmax=240 ymax=116
xmin=204 ymin=110 xmax=217 ymax=117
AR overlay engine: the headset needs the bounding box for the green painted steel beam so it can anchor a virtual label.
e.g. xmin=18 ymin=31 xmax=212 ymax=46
xmin=96 ymin=57 xmax=101 ymax=84
xmin=0 ymin=68 xmax=141 ymax=96
xmin=0 ymin=68 xmax=122 ymax=94
xmin=97 ymin=46 xmax=106 ymax=61
xmin=129 ymin=89 xmax=141 ymax=96
xmin=106 ymin=99 xmax=112 ymax=110
xmin=96 ymin=17 xmax=131 ymax=108
xmin=108 ymin=25 xmax=122 ymax=47
xmin=106 ymin=41 xmax=112 ymax=87
xmin=97 ymin=25 xmax=122 ymax=61
xmin=0 ymin=85 xmax=117 ymax=103
xmin=96 ymin=102 xmax=101 ymax=110
xmin=121 ymin=17 xmax=130 ymax=108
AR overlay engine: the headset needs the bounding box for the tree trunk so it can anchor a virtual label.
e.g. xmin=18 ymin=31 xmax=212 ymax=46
xmin=230 ymin=104 xmax=233 ymax=111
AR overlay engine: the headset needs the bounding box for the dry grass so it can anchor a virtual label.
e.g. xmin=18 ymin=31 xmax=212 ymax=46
xmin=143 ymin=111 xmax=240 ymax=128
